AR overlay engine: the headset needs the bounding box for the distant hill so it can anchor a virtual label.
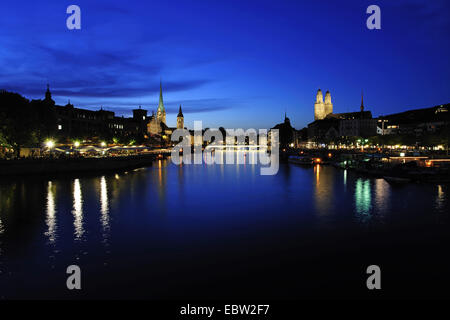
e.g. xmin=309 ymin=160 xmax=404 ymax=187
xmin=384 ymin=103 xmax=449 ymax=125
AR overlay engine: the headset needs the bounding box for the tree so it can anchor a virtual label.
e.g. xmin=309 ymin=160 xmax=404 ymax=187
xmin=0 ymin=91 xmax=38 ymax=156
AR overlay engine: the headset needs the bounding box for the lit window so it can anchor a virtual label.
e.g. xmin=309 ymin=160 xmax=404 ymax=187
xmin=58 ymin=125 xmax=62 ymax=130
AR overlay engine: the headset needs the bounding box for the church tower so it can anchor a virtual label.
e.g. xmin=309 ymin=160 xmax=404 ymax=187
xmin=156 ymin=81 xmax=166 ymax=124
xmin=44 ymin=83 xmax=55 ymax=106
xmin=324 ymin=90 xmax=333 ymax=116
xmin=177 ymin=105 xmax=184 ymax=129
xmin=314 ymin=89 xmax=325 ymax=120
xmin=360 ymin=91 xmax=364 ymax=112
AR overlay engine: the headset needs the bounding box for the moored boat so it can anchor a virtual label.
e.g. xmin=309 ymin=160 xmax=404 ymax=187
xmin=383 ymin=176 xmax=411 ymax=184
xmin=288 ymin=155 xmax=314 ymax=165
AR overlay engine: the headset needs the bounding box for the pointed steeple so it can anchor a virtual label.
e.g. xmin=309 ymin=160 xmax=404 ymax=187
xmin=158 ymin=81 xmax=165 ymax=112
xmin=44 ymin=83 xmax=55 ymax=105
xmin=45 ymin=83 xmax=51 ymax=100
xmin=360 ymin=90 xmax=364 ymax=112
xmin=284 ymin=111 xmax=290 ymax=124
xmin=177 ymin=105 xmax=183 ymax=117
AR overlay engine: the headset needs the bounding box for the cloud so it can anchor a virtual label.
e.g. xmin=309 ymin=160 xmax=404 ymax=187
xmin=0 ymin=42 xmax=214 ymax=100
xmin=0 ymin=79 xmax=212 ymax=99
xmin=73 ymin=98 xmax=234 ymax=116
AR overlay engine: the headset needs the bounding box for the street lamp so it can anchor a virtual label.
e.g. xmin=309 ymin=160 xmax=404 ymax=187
xmin=101 ymin=141 xmax=106 ymax=147
xmin=74 ymin=141 xmax=80 ymax=148
xmin=45 ymin=139 xmax=55 ymax=149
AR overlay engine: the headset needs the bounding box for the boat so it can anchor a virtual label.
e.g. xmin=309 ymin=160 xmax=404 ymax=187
xmin=288 ymin=155 xmax=314 ymax=165
xmin=383 ymin=176 xmax=411 ymax=184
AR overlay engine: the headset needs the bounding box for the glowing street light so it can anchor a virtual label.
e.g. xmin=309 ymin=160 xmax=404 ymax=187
xmin=74 ymin=141 xmax=80 ymax=148
xmin=45 ymin=139 xmax=55 ymax=149
xmin=101 ymin=142 xmax=106 ymax=147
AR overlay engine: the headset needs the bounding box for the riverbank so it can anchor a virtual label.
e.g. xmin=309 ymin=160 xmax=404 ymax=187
xmin=0 ymin=153 xmax=166 ymax=176
xmin=285 ymin=149 xmax=450 ymax=183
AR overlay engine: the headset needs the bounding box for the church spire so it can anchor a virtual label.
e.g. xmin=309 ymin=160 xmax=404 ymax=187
xmin=158 ymin=81 xmax=165 ymax=112
xmin=44 ymin=83 xmax=55 ymax=105
xmin=45 ymin=83 xmax=51 ymax=99
xmin=360 ymin=90 xmax=364 ymax=112
xmin=176 ymin=104 xmax=184 ymax=129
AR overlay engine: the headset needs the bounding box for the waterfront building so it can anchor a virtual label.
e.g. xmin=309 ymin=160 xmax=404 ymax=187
xmin=377 ymin=104 xmax=449 ymax=136
xmin=308 ymin=90 xmax=377 ymax=141
xmin=177 ymin=105 xmax=184 ymax=129
xmin=272 ymin=113 xmax=303 ymax=148
xmin=146 ymin=82 xmax=187 ymax=143
xmin=39 ymin=81 xmax=186 ymax=143
xmin=39 ymin=85 xmax=150 ymax=140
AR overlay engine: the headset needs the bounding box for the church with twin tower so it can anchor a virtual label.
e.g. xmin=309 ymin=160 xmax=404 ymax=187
xmin=314 ymin=89 xmax=333 ymax=120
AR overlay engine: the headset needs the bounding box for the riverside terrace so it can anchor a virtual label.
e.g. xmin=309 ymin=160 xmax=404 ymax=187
xmin=0 ymin=146 xmax=171 ymax=176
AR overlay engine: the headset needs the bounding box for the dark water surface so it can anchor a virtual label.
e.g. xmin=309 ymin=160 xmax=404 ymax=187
xmin=0 ymin=158 xmax=449 ymax=299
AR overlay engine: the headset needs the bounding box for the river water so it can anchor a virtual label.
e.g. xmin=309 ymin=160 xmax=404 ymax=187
xmin=0 ymin=157 xmax=449 ymax=299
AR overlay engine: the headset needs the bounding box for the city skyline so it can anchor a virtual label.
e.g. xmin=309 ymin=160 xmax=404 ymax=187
xmin=1 ymin=0 xmax=450 ymax=303
xmin=0 ymin=0 xmax=449 ymax=130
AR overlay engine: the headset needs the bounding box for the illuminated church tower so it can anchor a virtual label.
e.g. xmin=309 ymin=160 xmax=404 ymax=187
xmin=177 ymin=105 xmax=184 ymax=129
xmin=324 ymin=90 xmax=333 ymax=116
xmin=314 ymin=89 xmax=325 ymax=120
xmin=156 ymin=81 xmax=166 ymax=124
xmin=314 ymin=88 xmax=333 ymax=120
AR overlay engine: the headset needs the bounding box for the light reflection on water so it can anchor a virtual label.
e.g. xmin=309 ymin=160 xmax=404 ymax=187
xmin=0 ymin=217 xmax=4 ymax=240
xmin=436 ymin=185 xmax=445 ymax=211
xmin=343 ymin=169 xmax=347 ymax=188
xmin=374 ymin=178 xmax=390 ymax=215
xmin=313 ymin=164 xmax=333 ymax=215
xmin=73 ymin=178 xmax=84 ymax=241
xmin=354 ymin=178 xmax=372 ymax=223
xmin=100 ymin=176 xmax=110 ymax=243
xmin=0 ymin=159 xmax=448 ymax=257
xmin=45 ymin=181 xmax=57 ymax=243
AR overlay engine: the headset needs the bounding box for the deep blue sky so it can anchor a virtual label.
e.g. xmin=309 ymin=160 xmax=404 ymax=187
xmin=1 ymin=0 xmax=449 ymax=129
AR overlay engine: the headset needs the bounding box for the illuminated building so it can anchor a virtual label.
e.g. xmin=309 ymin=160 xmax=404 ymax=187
xmin=177 ymin=105 xmax=184 ymax=129
xmin=38 ymin=84 xmax=150 ymax=139
xmin=308 ymin=90 xmax=377 ymax=140
xmin=314 ymin=89 xmax=333 ymax=120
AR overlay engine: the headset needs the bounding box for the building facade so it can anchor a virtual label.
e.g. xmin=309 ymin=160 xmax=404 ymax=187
xmin=308 ymin=90 xmax=377 ymax=141
xmin=377 ymin=104 xmax=449 ymax=136
xmin=39 ymin=85 xmax=150 ymax=140
xmin=177 ymin=105 xmax=184 ymax=129
xmin=314 ymin=89 xmax=333 ymax=120
xmin=147 ymin=82 xmax=170 ymax=136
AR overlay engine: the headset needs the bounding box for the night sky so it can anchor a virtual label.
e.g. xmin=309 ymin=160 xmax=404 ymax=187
xmin=1 ymin=0 xmax=449 ymax=129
